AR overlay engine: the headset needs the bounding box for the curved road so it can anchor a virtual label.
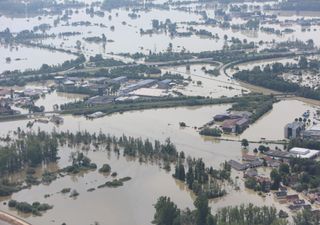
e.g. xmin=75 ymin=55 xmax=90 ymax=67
xmin=0 ymin=211 xmax=31 ymax=225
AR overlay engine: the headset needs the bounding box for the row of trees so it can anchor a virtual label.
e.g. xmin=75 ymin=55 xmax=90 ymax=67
xmin=153 ymin=195 xmax=289 ymax=225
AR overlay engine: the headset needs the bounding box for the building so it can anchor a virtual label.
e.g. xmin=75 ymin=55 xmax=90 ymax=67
xmin=0 ymin=99 xmax=15 ymax=115
xmin=286 ymin=194 xmax=300 ymax=203
xmin=120 ymin=79 xmax=156 ymax=95
xmin=275 ymin=191 xmax=287 ymax=199
xmin=284 ymin=121 xmax=305 ymax=139
xmin=111 ymin=76 xmax=127 ymax=84
xmin=221 ymin=119 xmax=239 ymax=133
xmin=228 ymin=160 xmax=247 ymax=171
xmin=235 ymin=117 xmax=250 ymax=133
xmin=244 ymin=168 xmax=258 ymax=178
xmin=213 ymin=114 xmax=230 ymax=122
xmin=221 ymin=117 xmax=249 ymax=133
xmin=255 ymin=176 xmax=271 ymax=192
xmin=157 ymin=79 xmax=172 ymax=89
xmin=289 ymin=147 xmax=320 ymax=159
xmin=89 ymin=77 xmax=109 ymax=85
xmin=242 ymin=154 xmax=258 ymax=162
xmin=302 ymin=126 xmax=320 ymax=141
xmin=0 ymin=88 xmax=11 ymax=97
xmin=86 ymin=96 xmax=115 ymax=105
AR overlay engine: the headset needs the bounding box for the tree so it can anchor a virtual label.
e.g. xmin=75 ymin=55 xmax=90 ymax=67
xmin=153 ymin=196 xmax=180 ymax=225
xmin=241 ymin=139 xmax=249 ymax=148
xmin=270 ymin=169 xmax=281 ymax=190
xmin=298 ymin=56 xmax=308 ymax=69
xmin=294 ymin=209 xmax=320 ymax=225
xmin=194 ymin=195 xmax=209 ymax=225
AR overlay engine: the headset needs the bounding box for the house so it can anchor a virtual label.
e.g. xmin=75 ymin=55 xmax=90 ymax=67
xmin=221 ymin=119 xmax=239 ymax=133
xmin=158 ymin=79 xmax=172 ymax=89
xmin=236 ymin=117 xmax=250 ymax=133
xmin=50 ymin=115 xmax=64 ymax=124
xmin=244 ymin=168 xmax=258 ymax=178
xmin=275 ymin=191 xmax=287 ymax=199
xmin=286 ymin=194 xmax=299 ymax=203
xmin=0 ymin=88 xmax=11 ymax=97
xmin=242 ymin=154 xmax=258 ymax=162
xmin=228 ymin=160 xmax=248 ymax=171
xmin=255 ymin=176 xmax=271 ymax=192
xmin=284 ymin=121 xmax=305 ymax=139
xmin=248 ymin=159 xmax=263 ymax=168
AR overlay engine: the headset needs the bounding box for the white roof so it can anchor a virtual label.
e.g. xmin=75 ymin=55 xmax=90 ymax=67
xmin=309 ymin=125 xmax=320 ymax=131
xmin=289 ymin=147 xmax=319 ymax=159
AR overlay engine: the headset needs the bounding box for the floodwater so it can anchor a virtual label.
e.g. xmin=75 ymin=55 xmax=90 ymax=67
xmin=1 ymin=2 xmax=320 ymax=224
xmin=162 ymin=64 xmax=249 ymax=98
xmin=0 ymin=44 xmax=77 ymax=74
xmin=0 ymin=102 xmax=299 ymax=225
xmin=0 ymin=98 xmax=317 ymax=224
xmin=241 ymin=100 xmax=317 ymax=141
xmin=1 ymin=1 xmax=320 ymax=72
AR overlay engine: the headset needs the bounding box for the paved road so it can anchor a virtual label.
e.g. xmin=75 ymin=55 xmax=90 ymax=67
xmin=0 ymin=211 xmax=31 ymax=225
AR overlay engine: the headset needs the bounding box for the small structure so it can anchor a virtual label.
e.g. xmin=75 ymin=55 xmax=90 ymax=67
xmin=86 ymin=111 xmax=106 ymax=119
xmin=50 ymin=115 xmax=64 ymax=125
xmin=63 ymin=80 xmax=75 ymax=87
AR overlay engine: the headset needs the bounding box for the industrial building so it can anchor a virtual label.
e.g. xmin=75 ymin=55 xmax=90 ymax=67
xmin=119 ymin=79 xmax=156 ymax=95
xmin=284 ymin=121 xmax=305 ymax=139
xmin=289 ymin=147 xmax=319 ymax=159
xmin=302 ymin=126 xmax=320 ymax=141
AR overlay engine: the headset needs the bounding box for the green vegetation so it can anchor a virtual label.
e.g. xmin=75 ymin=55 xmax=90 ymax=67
xmin=145 ymin=52 xmax=193 ymax=62
xmin=293 ymin=209 xmax=320 ymax=225
xmin=174 ymin=159 xmax=229 ymax=198
xmin=0 ymin=130 xmax=58 ymax=174
xmin=279 ymin=0 xmax=320 ymax=11
xmin=97 ymin=177 xmax=131 ymax=188
xmin=199 ymin=128 xmax=222 ymax=137
xmin=89 ymin=54 xmax=126 ymax=67
xmin=102 ymin=0 xmax=138 ymax=10
xmin=153 ymin=196 xmax=287 ymax=225
xmin=62 ymin=152 xmax=97 ymax=174
xmin=61 ymin=188 xmax=71 ymax=194
xmin=8 ymin=200 xmax=53 ymax=216
xmin=234 ymin=57 xmax=320 ymax=101
xmin=61 ymin=95 xmax=275 ymax=118
xmin=99 ymin=164 xmax=111 ymax=173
